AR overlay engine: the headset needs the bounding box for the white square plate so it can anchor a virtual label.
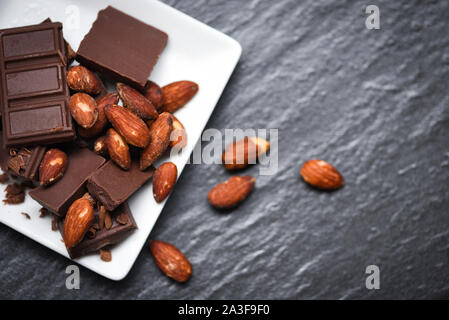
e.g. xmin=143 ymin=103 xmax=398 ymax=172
xmin=0 ymin=0 xmax=241 ymax=280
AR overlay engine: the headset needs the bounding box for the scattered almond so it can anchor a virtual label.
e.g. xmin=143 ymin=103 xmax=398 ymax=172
xmin=222 ymin=137 xmax=270 ymax=170
xmin=63 ymin=198 xmax=95 ymax=249
xmin=153 ymin=162 xmax=178 ymax=203
xmin=39 ymin=149 xmax=68 ymax=186
xmin=69 ymin=93 xmax=98 ymax=129
xmin=105 ymin=104 xmax=150 ymax=148
xmin=160 ymin=81 xmax=199 ymax=113
xmin=150 ymin=240 xmax=192 ymax=283
xmin=106 ymin=128 xmax=131 ymax=170
xmin=300 ymin=160 xmax=344 ymax=190
xmin=169 ymin=115 xmax=187 ymax=149
xmin=208 ymin=176 xmax=255 ymax=209
xmin=93 ymin=136 xmax=108 ymax=156
xmin=143 ymin=80 xmax=165 ymax=111
xmin=67 ymin=65 xmax=103 ymax=95
xmin=116 ymin=82 xmax=158 ymax=120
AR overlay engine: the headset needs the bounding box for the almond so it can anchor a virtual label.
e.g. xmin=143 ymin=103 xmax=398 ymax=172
xmin=208 ymin=176 xmax=255 ymax=209
xmin=153 ymin=162 xmax=178 ymax=203
xmin=39 ymin=149 xmax=67 ymax=186
xmin=222 ymin=137 xmax=270 ymax=170
xmin=140 ymin=112 xmax=173 ymax=170
xmin=169 ymin=115 xmax=187 ymax=149
xmin=150 ymin=240 xmax=192 ymax=283
xmin=63 ymin=198 xmax=95 ymax=249
xmin=300 ymin=160 xmax=344 ymax=190
xmin=67 ymin=65 xmax=103 ymax=95
xmin=93 ymin=136 xmax=108 ymax=156
xmin=69 ymin=93 xmax=98 ymax=129
xmin=78 ymin=92 xmax=119 ymax=138
xmin=105 ymin=104 xmax=150 ymax=148
xmin=117 ymin=82 xmax=158 ymax=120
xmin=143 ymin=80 xmax=165 ymax=111
xmin=160 ymin=81 xmax=199 ymax=113
xmin=106 ymin=128 xmax=131 ymax=170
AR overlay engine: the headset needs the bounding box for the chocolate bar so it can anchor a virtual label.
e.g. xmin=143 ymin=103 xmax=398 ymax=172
xmin=87 ymin=160 xmax=154 ymax=211
xmin=76 ymin=6 xmax=168 ymax=89
xmin=0 ymin=22 xmax=75 ymax=147
xmin=59 ymin=202 xmax=137 ymax=259
xmin=30 ymin=148 xmax=105 ymax=216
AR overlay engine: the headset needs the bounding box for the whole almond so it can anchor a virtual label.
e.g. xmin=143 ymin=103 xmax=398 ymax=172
xmin=69 ymin=93 xmax=98 ymax=129
xmin=64 ymin=198 xmax=95 ymax=249
xmin=222 ymin=137 xmax=270 ymax=170
xmin=93 ymin=136 xmax=108 ymax=156
xmin=106 ymin=128 xmax=131 ymax=170
xmin=143 ymin=80 xmax=165 ymax=111
xmin=160 ymin=81 xmax=199 ymax=113
xmin=208 ymin=176 xmax=255 ymax=209
xmin=67 ymin=65 xmax=103 ymax=95
xmin=300 ymin=160 xmax=344 ymax=190
xmin=105 ymin=104 xmax=150 ymax=148
xmin=153 ymin=162 xmax=178 ymax=203
xmin=39 ymin=149 xmax=67 ymax=186
xmin=150 ymin=240 xmax=192 ymax=283
xmin=117 ymin=82 xmax=158 ymax=120
xmin=140 ymin=112 xmax=173 ymax=170
xmin=78 ymin=92 xmax=119 ymax=138
xmin=169 ymin=115 xmax=187 ymax=149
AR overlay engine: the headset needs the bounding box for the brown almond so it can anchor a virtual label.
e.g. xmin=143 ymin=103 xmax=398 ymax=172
xmin=150 ymin=240 xmax=192 ymax=283
xmin=67 ymin=65 xmax=103 ymax=95
xmin=143 ymin=80 xmax=165 ymax=111
xmin=153 ymin=162 xmax=178 ymax=203
xmin=78 ymin=92 xmax=119 ymax=138
xmin=69 ymin=93 xmax=98 ymax=129
xmin=169 ymin=115 xmax=187 ymax=149
xmin=300 ymin=160 xmax=344 ymax=190
xmin=117 ymin=82 xmax=158 ymax=120
xmin=104 ymin=104 xmax=150 ymax=148
xmin=222 ymin=137 xmax=270 ymax=170
xmin=93 ymin=136 xmax=108 ymax=156
xmin=208 ymin=176 xmax=255 ymax=209
xmin=106 ymin=128 xmax=131 ymax=170
xmin=160 ymin=81 xmax=199 ymax=113
xmin=39 ymin=149 xmax=68 ymax=186
xmin=63 ymin=198 xmax=95 ymax=249
xmin=140 ymin=112 xmax=173 ymax=170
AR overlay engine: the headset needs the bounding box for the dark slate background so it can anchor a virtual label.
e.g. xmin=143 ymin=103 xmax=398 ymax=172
xmin=1 ymin=0 xmax=449 ymax=299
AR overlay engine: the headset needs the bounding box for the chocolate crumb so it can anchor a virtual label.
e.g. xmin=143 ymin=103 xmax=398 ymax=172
xmin=51 ymin=217 xmax=58 ymax=231
xmin=39 ymin=207 xmax=49 ymax=218
xmin=105 ymin=211 xmax=112 ymax=230
xmin=0 ymin=174 xmax=9 ymax=184
xmin=21 ymin=212 xmax=31 ymax=219
xmin=99 ymin=206 xmax=106 ymax=230
xmin=5 ymin=183 xmax=24 ymax=195
xmin=3 ymin=183 xmax=26 ymax=204
xmin=116 ymin=212 xmax=129 ymax=225
xmin=100 ymin=248 xmax=112 ymax=262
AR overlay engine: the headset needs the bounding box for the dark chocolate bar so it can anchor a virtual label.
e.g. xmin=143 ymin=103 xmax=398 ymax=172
xmin=30 ymin=148 xmax=105 ymax=216
xmin=87 ymin=160 xmax=154 ymax=211
xmin=0 ymin=22 xmax=75 ymax=147
xmin=59 ymin=202 xmax=137 ymax=259
xmin=76 ymin=6 xmax=168 ymax=89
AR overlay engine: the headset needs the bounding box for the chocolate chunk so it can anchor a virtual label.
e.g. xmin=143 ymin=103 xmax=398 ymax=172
xmin=87 ymin=160 xmax=154 ymax=211
xmin=59 ymin=202 xmax=137 ymax=259
xmin=29 ymin=148 xmax=106 ymax=216
xmin=3 ymin=183 xmax=25 ymax=205
xmin=76 ymin=6 xmax=168 ymax=89
xmin=0 ymin=22 xmax=75 ymax=147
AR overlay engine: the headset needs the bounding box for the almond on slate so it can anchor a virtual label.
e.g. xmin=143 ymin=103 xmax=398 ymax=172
xmin=78 ymin=92 xmax=119 ymax=138
xmin=208 ymin=176 xmax=255 ymax=209
xmin=104 ymin=104 xmax=150 ymax=148
xmin=169 ymin=115 xmax=187 ymax=149
xmin=160 ymin=81 xmax=199 ymax=113
xmin=67 ymin=65 xmax=103 ymax=95
xmin=93 ymin=136 xmax=108 ymax=156
xmin=300 ymin=160 xmax=344 ymax=190
xmin=222 ymin=137 xmax=270 ymax=170
xmin=153 ymin=162 xmax=178 ymax=203
xmin=117 ymin=82 xmax=158 ymax=120
xmin=69 ymin=93 xmax=98 ymax=129
xmin=106 ymin=128 xmax=131 ymax=170
xmin=150 ymin=240 xmax=192 ymax=283
xmin=63 ymin=198 xmax=95 ymax=249
xmin=143 ymin=80 xmax=165 ymax=111
xmin=140 ymin=112 xmax=173 ymax=170
xmin=39 ymin=149 xmax=68 ymax=186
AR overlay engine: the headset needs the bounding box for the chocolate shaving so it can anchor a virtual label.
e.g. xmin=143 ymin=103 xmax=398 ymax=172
xmin=116 ymin=212 xmax=129 ymax=225
xmin=9 ymin=148 xmax=17 ymax=156
xmin=5 ymin=183 xmax=25 ymax=195
xmin=3 ymin=192 xmax=25 ymax=204
xmin=21 ymin=212 xmax=31 ymax=219
xmin=105 ymin=211 xmax=112 ymax=230
xmin=0 ymin=174 xmax=9 ymax=184
xmin=51 ymin=216 xmax=58 ymax=231
xmin=8 ymin=157 xmax=23 ymax=175
xmin=99 ymin=205 xmax=106 ymax=230
xmin=86 ymin=227 xmax=97 ymax=239
xmin=39 ymin=207 xmax=49 ymax=218
xmin=19 ymin=148 xmax=32 ymax=157
xmin=100 ymin=248 xmax=112 ymax=262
